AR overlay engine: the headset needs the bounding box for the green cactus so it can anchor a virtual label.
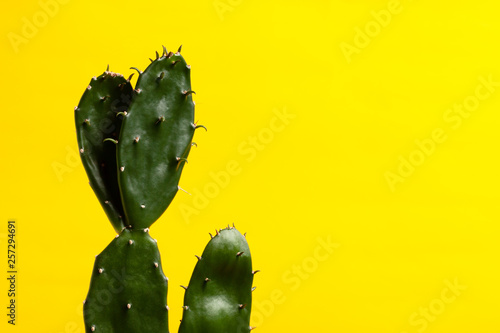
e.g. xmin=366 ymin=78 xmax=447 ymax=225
xmin=76 ymin=47 xmax=256 ymax=333
xmin=179 ymin=226 xmax=255 ymax=333
xmin=83 ymin=229 xmax=168 ymax=333
xmin=117 ymin=47 xmax=196 ymax=229
xmin=75 ymin=69 xmax=133 ymax=233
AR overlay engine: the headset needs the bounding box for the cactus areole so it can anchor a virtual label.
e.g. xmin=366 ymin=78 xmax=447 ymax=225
xmin=75 ymin=47 xmax=255 ymax=333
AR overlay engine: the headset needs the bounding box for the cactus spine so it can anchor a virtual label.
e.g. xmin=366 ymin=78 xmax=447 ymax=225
xmin=75 ymin=47 xmax=255 ymax=333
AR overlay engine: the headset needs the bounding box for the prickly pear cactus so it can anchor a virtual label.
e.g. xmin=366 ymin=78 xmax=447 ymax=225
xmin=83 ymin=229 xmax=168 ymax=333
xmin=76 ymin=46 xmax=256 ymax=333
xmin=117 ymin=46 xmax=196 ymax=229
xmin=179 ymin=226 xmax=255 ymax=333
xmin=75 ymin=69 xmax=133 ymax=233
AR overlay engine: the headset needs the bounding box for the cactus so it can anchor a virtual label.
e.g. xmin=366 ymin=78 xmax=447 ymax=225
xmin=75 ymin=69 xmax=133 ymax=233
xmin=75 ymin=47 xmax=256 ymax=333
xmin=179 ymin=226 xmax=255 ymax=333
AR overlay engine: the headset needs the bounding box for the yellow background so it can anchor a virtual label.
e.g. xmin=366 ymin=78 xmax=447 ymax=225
xmin=1 ymin=0 xmax=499 ymax=332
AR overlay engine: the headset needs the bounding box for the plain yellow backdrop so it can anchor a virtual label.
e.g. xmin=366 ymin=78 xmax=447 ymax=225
xmin=1 ymin=0 xmax=500 ymax=332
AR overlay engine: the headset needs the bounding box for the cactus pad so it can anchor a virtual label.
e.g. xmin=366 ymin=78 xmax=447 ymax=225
xmin=179 ymin=227 xmax=254 ymax=333
xmin=83 ymin=229 xmax=169 ymax=333
xmin=75 ymin=71 xmax=133 ymax=233
xmin=117 ymin=51 xmax=195 ymax=229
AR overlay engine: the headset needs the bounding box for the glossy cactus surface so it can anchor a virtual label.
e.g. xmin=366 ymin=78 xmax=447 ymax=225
xmin=83 ymin=229 xmax=168 ymax=333
xmin=75 ymin=70 xmax=133 ymax=233
xmin=117 ymin=49 xmax=195 ymax=229
xmin=179 ymin=227 xmax=254 ymax=333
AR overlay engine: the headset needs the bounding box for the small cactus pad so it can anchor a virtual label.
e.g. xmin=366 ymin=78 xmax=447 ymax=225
xmin=83 ymin=229 xmax=168 ymax=333
xmin=116 ymin=51 xmax=195 ymax=229
xmin=75 ymin=71 xmax=133 ymax=233
xmin=179 ymin=227 xmax=254 ymax=333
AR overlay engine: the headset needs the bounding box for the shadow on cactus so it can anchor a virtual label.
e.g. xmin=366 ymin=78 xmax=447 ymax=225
xmin=75 ymin=46 xmax=257 ymax=333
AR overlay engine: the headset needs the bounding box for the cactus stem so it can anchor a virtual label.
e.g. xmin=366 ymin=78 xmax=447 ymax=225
xmin=103 ymin=138 xmax=118 ymax=144
xmin=236 ymin=252 xmax=244 ymax=257
xmin=154 ymin=262 xmax=159 ymax=268
xmin=252 ymin=270 xmax=260 ymax=275
xmin=195 ymin=255 xmax=202 ymax=261
xmin=127 ymin=303 xmax=132 ymax=309
xmin=128 ymin=240 xmax=134 ymax=245
xmin=162 ymin=45 xmax=168 ymax=56
xmin=134 ymin=136 xmax=140 ymax=143
xmin=177 ymin=186 xmax=191 ymax=195
xmin=177 ymin=45 xmax=182 ymax=54
xmin=180 ymin=285 xmax=188 ymax=290
xmin=120 ymin=166 xmax=125 ymax=172
xmin=238 ymin=304 xmax=246 ymax=310
xmin=98 ymin=268 xmax=104 ymax=274
xmin=130 ymin=67 xmax=143 ymax=75
xmin=156 ymin=116 xmax=166 ymax=125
